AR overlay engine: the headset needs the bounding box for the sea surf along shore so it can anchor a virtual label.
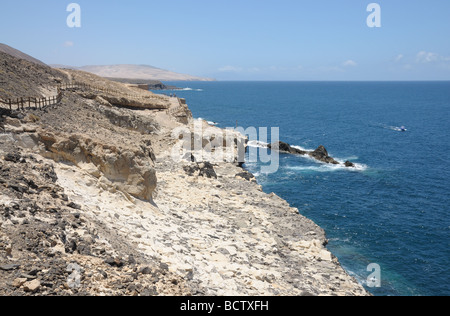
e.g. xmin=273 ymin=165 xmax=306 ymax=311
xmin=0 ymin=50 xmax=371 ymax=296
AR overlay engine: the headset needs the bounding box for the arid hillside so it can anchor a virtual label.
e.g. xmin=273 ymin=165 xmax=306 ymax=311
xmin=0 ymin=43 xmax=47 ymax=67
xmin=0 ymin=51 xmax=68 ymax=100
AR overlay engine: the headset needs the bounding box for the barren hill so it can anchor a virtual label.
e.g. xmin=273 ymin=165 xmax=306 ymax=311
xmin=0 ymin=44 xmax=47 ymax=67
xmin=0 ymin=51 xmax=68 ymax=100
xmin=52 ymin=64 xmax=215 ymax=82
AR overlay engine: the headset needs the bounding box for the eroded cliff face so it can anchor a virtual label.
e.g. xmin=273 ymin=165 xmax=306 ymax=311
xmin=37 ymin=130 xmax=157 ymax=201
xmin=0 ymin=90 xmax=160 ymax=203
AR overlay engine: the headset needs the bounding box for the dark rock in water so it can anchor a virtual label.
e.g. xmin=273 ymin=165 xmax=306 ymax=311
xmin=311 ymin=145 xmax=329 ymax=158
xmin=269 ymin=141 xmax=356 ymax=167
xmin=290 ymin=147 xmax=308 ymax=155
xmin=345 ymin=161 xmax=355 ymax=168
xmin=268 ymin=141 xmax=308 ymax=155
xmin=268 ymin=141 xmax=292 ymax=153
xmin=309 ymin=146 xmax=340 ymax=165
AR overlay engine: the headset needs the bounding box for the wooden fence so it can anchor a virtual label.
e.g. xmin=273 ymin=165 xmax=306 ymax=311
xmin=59 ymin=81 xmax=169 ymax=100
xmin=168 ymin=98 xmax=187 ymax=115
xmin=0 ymin=81 xmax=169 ymax=112
xmin=0 ymin=93 xmax=63 ymax=111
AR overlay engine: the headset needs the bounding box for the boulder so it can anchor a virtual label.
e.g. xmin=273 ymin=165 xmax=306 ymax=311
xmin=269 ymin=141 xmax=308 ymax=155
xmin=37 ymin=131 xmax=157 ymax=201
xmin=183 ymin=162 xmax=217 ymax=179
xmin=308 ymin=146 xmax=339 ymax=165
xmin=235 ymin=171 xmax=255 ymax=181
xmin=23 ymin=279 xmax=41 ymax=293
xmin=345 ymin=161 xmax=355 ymax=168
xmin=198 ymin=162 xmax=217 ymax=179
xmin=268 ymin=141 xmax=292 ymax=153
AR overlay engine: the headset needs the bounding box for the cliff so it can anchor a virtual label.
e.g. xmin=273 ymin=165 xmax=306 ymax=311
xmin=0 ymin=50 xmax=369 ymax=296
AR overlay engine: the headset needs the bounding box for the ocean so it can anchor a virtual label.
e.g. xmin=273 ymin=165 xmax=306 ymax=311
xmin=154 ymin=81 xmax=450 ymax=296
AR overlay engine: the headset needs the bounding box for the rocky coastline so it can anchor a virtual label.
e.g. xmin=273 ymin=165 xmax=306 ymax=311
xmin=0 ymin=51 xmax=369 ymax=296
xmin=268 ymin=141 xmax=355 ymax=168
xmin=105 ymin=78 xmax=179 ymax=91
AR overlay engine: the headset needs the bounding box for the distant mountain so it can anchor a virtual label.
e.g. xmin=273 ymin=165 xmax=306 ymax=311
xmin=0 ymin=43 xmax=47 ymax=67
xmin=51 ymin=64 xmax=215 ymax=82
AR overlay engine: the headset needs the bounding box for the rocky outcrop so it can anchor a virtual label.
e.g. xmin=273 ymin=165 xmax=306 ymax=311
xmin=309 ymin=145 xmax=339 ymax=165
xmin=268 ymin=141 xmax=307 ymax=155
xmin=269 ymin=141 xmax=353 ymax=167
xmin=37 ymin=130 xmax=157 ymax=202
xmin=103 ymin=78 xmax=179 ymax=90
xmin=183 ymin=162 xmax=217 ymax=179
xmin=96 ymin=104 xmax=160 ymax=135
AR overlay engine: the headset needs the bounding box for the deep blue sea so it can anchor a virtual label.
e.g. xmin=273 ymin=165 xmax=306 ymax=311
xmin=154 ymin=81 xmax=450 ymax=296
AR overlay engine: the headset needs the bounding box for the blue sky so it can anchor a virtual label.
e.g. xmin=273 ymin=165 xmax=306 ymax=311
xmin=1 ymin=0 xmax=450 ymax=80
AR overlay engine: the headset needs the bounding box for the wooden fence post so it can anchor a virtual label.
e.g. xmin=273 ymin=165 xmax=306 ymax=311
xmin=9 ymin=99 xmax=12 ymax=110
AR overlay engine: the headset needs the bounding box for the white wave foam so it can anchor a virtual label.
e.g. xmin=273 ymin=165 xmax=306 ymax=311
xmin=372 ymin=122 xmax=407 ymax=132
xmin=333 ymin=157 xmax=368 ymax=171
xmin=291 ymin=145 xmax=315 ymax=152
xmin=349 ymin=163 xmax=368 ymax=171
xmin=287 ymin=161 xmax=368 ymax=173
xmin=247 ymin=140 xmax=269 ymax=148
xmin=286 ymin=164 xmax=343 ymax=173
xmin=196 ymin=117 xmax=219 ymax=126
xmin=180 ymin=88 xmax=203 ymax=91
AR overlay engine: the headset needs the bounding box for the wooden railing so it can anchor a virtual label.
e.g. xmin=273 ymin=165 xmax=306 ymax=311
xmin=0 ymin=93 xmax=63 ymax=111
xmin=168 ymin=98 xmax=187 ymax=115
xmin=0 ymin=81 xmax=169 ymax=111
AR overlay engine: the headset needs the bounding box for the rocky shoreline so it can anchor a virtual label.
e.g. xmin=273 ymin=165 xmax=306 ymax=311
xmin=268 ymin=141 xmax=355 ymax=168
xmin=0 ymin=51 xmax=369 ymax=296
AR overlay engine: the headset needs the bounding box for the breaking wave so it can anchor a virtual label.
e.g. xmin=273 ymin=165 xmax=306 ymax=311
xmin=247 ymin=141 xmax=368 ymax=172
xmin=180 ymin=87 xmax=203 ymax=92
